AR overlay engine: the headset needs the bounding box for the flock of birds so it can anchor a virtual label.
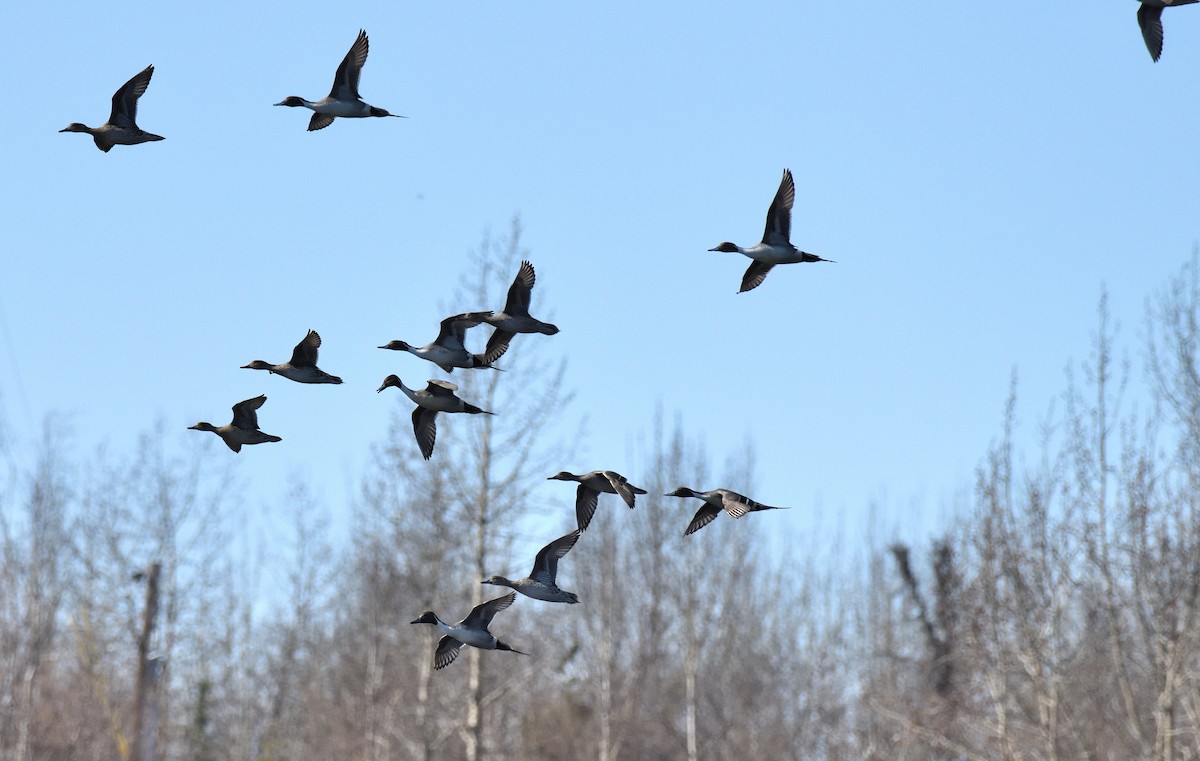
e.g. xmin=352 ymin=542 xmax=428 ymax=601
xmin=180 ymin=251 xmax=789 ymax=668
xmin=75 ymin=9 xmax=1186 ymax=667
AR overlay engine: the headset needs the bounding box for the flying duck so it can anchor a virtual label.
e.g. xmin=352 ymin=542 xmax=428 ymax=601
xmin=274 ymin=29 xmax=405 ymax=131
xmin=410 ymin=592 xmax=526 ymax=670
xmin=60 ymin=65 xmax=164 ymax=152
xmin=665 ymin=487 xmax=788 ymax=536
xmin=709 ymin=168 xmax=833 ymax=293
xmin=377 ymin=375 xmax=493 ymax=460
xmin=242 ymin=330 xmax=343 ymax=384
xmin=548 ymin=470 xmax=647 ymax=531
xmin=482 ymin=530 xmax=581 ymax=604
xmin=379 ymin=311 xmax=502 ymax=372
xmin=481 ymin=260 xmax=560 ymax=365
xmin=188 ymin=395 xmax=281 ymax=453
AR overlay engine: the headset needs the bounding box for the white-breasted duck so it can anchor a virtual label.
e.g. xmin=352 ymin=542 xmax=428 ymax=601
xmin=274 ymin=29 xmax=405 ymax=131
xmin=242 ymin=329 xmax=343 ymax=384
xmin=665 ymin=487 xmax=788 ymax=536
xmin=377 ymin=375 xmax=493 ymax=460
xmin=548 ymin=470 xmax=647 ymax=531
xmin=1137 ymin=0 xmax=1197 ymax=61
xmin=481 ymin=260 xmax=560 ymax=365
xmin=60 ymin=65 xmax=164 ymax=152
xmin=709 ymin=168 xmax=833 ymax=293
xmin=482 ymin=530 xmax=581 ymax=604
xmin=410 ymin=592 xmax=525 ymax=670
xmin=378 ymin=311 xmax=503 ymax=372
xmin=188 ymin=395 xmax=281 ymax=453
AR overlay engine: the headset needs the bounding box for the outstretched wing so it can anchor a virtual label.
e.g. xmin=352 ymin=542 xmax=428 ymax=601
xmin=684 ymin=504 xmax=722 ymax=536
xmin=434 ymin=635 xmax=465 ymax=670
xmin=602 ymin=471 xmax=639 ymax=508
xmin=231 ymin=395 xmax=267 ymax=430
xmin=502 ymin=261 xmax=537 ymax=316
xmin=530 ymin=530 xmax=581 ymax=585
xmin=739 ymin=261 xmax=775 ymax=294
xmin=761 ymin=168 xmax=794 ymax=245
xmin=290 ymin=330 xmax=321 ymax=368
xmin=575 ymin=483 xmax=600 ymax=531
xmin=331 ymin=29 xmax=369 ymax=99
xmin=412 ymin=407 xmax=438 ymax=460
xmin=460 ymin=592 xmax=516 ymax=630
xmin=109 ymin=65 xmax=154 ymax=129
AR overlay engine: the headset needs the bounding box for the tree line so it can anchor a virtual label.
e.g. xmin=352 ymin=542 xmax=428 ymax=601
xmin=2 ymin=238 xmax=1199 ymax=760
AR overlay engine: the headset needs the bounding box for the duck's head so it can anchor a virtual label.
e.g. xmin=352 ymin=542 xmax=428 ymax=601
xmin=59 ymin=123 xmax=90 ymax=133
xmin=241 ymin=360 xmax=274 ymax=372
xmin=274 ymin=96 xmax=307 ymax=108
xmin=377 ymin=374 xmax=403 ymax=393
xmin=188 ymin=422 xmax=217 ymax=433
xmin=708 ymin=242 xmax=741 ymax=254
xmin=378 ymin=340 xmax=411 ymax=352
xmin=665 ymin=487 xmax=698 ymax=498
xmin=481 ymin=575 xmax=511 ymax=587
xmin=547 ymin=471 xmax=577 ymax=482
xmin=410 ymin=611 xmax=439 ymax=625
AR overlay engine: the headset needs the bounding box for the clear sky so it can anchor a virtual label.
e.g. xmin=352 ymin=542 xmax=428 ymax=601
xmin=2 ymin=1 xmax=1198 ymax=558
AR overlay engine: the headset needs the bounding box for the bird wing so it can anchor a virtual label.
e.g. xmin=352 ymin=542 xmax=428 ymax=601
xmin=308 ymin=112 xmax=336 ymax=131
xmin=1138 ymin=4 xmax=1164 ymax=61
xmin=739 ymin=261 xmax=775 ymax=294
xmin=484 ymin=329 xmax=515 ymax=366
xmin=684 ymin=504 xmax=722 ymax=536
xmin=461 ymin=592 xmax=516 ymax=629
xmin=434 ymin=635 xmax=465 ymax=670
xmin=425 ymin=379 xmax=459 ymax=395
xmin=411 ymin=407 xmax=438 ymax=460
xmin=109 ymin=65 xmax=154 ymax=129
xmin=720 ymin=491 xmax=756 ymax=519
xmin=289 ymin=330 xmax=321 ymax=368
xmin=602 ymin=471 xmax=638 ymax=508
xmin=530 ymin=530 xmax=581 ymax=585
xmin=231 ymin=395 xmax=267 ymax=429
xmin=575 ymin=483 xmax=600 ymax=531
xmin=330 ymin=29 xmax=369 ymax=99
xmin=761 ymin=168 xmax=795 ymax=245
xmin=502 ymin=260 xmax=537 ymax=316
xmin=437 ymin=311 xmax=492 ymax=351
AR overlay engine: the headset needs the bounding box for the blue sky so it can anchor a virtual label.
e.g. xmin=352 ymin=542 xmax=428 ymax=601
xmin=2 ymin=1 xmax=1198 ymax=558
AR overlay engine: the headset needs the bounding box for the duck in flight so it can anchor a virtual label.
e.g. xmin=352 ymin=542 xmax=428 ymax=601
xmin=60 ymin=65 xmax=164 ymax=152
xmin=242 ymin=330 xmax=343 ymax=384
xmin=548 ymin=470 xmax=647 ymax=531
xmin=481 ymin=260 xmax=559 ymax=365
xmin=665 ymin=487 xmax=789 ymax=536
xmin=410 ymin=592 xmax=525 ymax=670
xmin=275 ymin=29 xmax=405 ymax=131
xmin=188 ymin=395 xmax=282 ymax=453
xmin=1137 ymin=0 xmax=1197 ymax=61
xmin=709 ymin=168 xmax=833 ymax=293
xmin=482 ymin=530 xmax=581 ymax=604
xmin=377 ymin=375 xmax=493 ymax=460
xmin=379 ymin=311 xmax=503 ymax=372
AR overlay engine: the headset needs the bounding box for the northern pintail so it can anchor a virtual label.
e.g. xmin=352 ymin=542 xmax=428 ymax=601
xmin=482 ymin=260 xmax=560 ymax=365
xmin=242 ymin=330 xmax=343 ymax=384
xmin=665 ymin=487 xmax=788 ymax=536
xmin=378 ymin=311 xmax=503 ymax=372
xmin=548 ymin=470 xmax=647 ymax=531
xmin=410 ymin=592 xmax=526 ymax=670
xmin=377 ymin=375 xmax=493 ymax=460
xmin=482 ymin=530 xmax=581 ymax=604
xmin=709 ymin=168 xmax=833 ymax=293
xmin=188 ymin=395 xmax=281 ymax=453
xmin=274 ymin=29 xmax=405 ymax=131
xmin=60 ymin=65 xmax=164 ymax=152
xmin=1137 ymin=0 xmax=1197 ymax=60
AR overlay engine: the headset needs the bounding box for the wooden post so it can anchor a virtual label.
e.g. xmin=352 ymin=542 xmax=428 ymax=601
xmin=130 ymin=562 xmax=162 ymax=761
